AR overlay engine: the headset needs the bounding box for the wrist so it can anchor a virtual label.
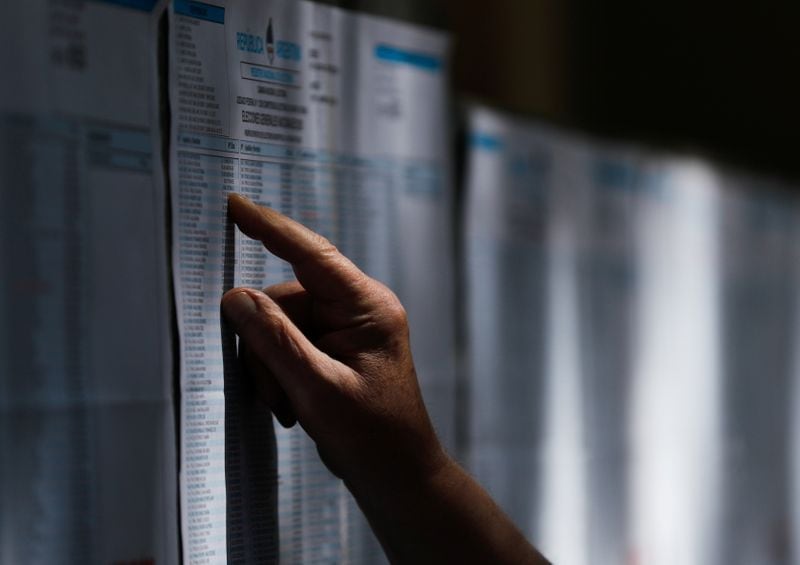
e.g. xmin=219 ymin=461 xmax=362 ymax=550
xmin=344 ymin=436 xmax=453 ymax=514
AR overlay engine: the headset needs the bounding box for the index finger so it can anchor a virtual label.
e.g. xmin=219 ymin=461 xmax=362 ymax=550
xmin=228 ymin=193 xmax=372 ymax=304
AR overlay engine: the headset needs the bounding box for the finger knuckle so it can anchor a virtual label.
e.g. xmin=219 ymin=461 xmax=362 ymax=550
xmin=314 ymin=234 xmax=339 ymax=257
xmin=379 ymin=289 xmax=408 ymax=329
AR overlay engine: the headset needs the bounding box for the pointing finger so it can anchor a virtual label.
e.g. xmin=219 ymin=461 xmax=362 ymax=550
xmin=228 ymin=194 xmax=373 ymax=305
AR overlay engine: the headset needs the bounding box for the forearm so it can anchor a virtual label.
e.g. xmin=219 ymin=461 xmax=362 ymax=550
xmin=347 ymin=453 xmax=550 ymax=565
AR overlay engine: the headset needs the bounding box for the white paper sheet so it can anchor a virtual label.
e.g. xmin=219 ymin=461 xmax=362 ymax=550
xmin=464 ymin=104 xmax=784 ymax=565
xmin=627 ymin=157 xmax=723 ymax=565
xmin=0 ymin=1 xmax=178 ymax=563
xmin=463 ymin=105 xmax=590 ymax=562
xmin=169 ymin=1 xmax=454 ymax=561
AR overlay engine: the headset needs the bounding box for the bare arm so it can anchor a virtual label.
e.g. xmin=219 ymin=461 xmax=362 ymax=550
xmin=221 ymin=194 xmax=549 ymax=565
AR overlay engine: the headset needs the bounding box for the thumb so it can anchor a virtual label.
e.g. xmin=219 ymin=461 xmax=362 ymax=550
xmin=221 ymin=288 xmax=346 ymax=413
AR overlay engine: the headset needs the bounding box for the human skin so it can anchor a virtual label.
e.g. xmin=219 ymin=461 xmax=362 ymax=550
xmin=221 ymin=193 xmax=549 ymax=564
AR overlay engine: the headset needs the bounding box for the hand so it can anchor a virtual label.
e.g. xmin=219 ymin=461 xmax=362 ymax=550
xmin=221 ymin=193 xmax=447 ymax=493
xmin=221 ymin=194 xmax=548 ymax=565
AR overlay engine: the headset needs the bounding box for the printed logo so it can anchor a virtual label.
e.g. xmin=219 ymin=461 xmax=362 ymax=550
xmin=237 ymin=17 xmax=301 ymax=63
xmin=236 ymin=31 xmax=264 ymax=54
xmin=277 ymin=39 xmax=302 ymax=63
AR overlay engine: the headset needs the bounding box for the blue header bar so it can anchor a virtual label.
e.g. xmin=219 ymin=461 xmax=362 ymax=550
xmin=174 ymin=0 xmax=225 ymax=24
xmin=375 ymin=44 xmax=442 ymax=72
xmin=469 ymin=132 xmax=504 ymax=152
xmin=93 ymin=0 xmax=159 ymax=11
xmin=178 ymin=132 xmax=238 ymax=153
xmin=242 ymin=63 xmax=297 ymax=86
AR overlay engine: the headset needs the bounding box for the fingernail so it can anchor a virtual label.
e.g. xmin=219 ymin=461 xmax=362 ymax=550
xmin=222 ymin=291 xmax=257 ymax=327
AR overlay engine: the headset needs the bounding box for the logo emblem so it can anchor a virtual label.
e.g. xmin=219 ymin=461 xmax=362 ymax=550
xmin=266 ymin=18 xmax=275 ymax=64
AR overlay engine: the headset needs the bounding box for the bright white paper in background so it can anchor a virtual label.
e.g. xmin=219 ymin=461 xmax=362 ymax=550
xmin=464 ymin=104 xmax=800 ymax=565
xmin=536 ymin=130 xmax=588 ymax=565
xmin=169 ymin=0 xmax=454 ymax=562
xmin=465 ymin=106 xmax=648 ymax=565
xmin=463 ymin=105 xmax=588 ymax=561
xmin=627 ymin=158 xmax=723 ymax=565
xmin=464 ymin=108 xmax=551 ymax=541
xmin=541 ymin=138 xmax=653 ymax=565
xmin=0 ymin=1 xmax=178 ymax=563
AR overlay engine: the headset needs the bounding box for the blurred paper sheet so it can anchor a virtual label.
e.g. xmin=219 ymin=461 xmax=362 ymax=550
xmin=0 ymin=1 xmax=178 ymax=563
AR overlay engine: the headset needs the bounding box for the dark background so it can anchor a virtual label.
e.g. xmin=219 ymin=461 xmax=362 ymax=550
xmin=322 ymin=0 xmax=800 ymax=182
